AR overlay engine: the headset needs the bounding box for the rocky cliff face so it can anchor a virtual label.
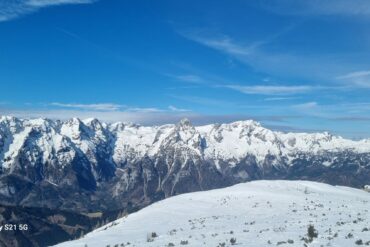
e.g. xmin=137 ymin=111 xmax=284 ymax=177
xmin=0 ymin=116 xmax=370 ymax=213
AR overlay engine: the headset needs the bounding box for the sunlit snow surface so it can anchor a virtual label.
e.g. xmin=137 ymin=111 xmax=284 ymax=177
xmin=2 ymin=116 xmax=370 ymax=170
xmin=54 ymin=180 xmax=370 ymax=247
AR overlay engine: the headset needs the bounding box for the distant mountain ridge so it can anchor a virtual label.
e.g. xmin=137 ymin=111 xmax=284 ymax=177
xmin=0 ymin=115 xmax=370 ymax=214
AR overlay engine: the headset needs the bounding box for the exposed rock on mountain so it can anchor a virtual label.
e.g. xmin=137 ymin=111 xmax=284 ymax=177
xmin=0 ymin=115 xmax=369 ymax=214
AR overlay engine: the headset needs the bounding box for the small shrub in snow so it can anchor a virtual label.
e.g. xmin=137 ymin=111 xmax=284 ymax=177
xmin=167 ymin=243 xmax=175 ymax=247
xmin=147 ymin=232 xmax=158 ymax=242
xmin=356 ymin=239 xmax=363 ymax=245
xmin=277 ymin=241 xmax=286 ymax=245
xmin=307 ymin=225 xmax=318 ymax=240
xmin=302 ymin=225 xmax=318 ymax=243
xmin=346 ymin=233 xmax=354 ymax=239
xmin=364 ymin=185 xmax=370 ymax=192
xmin=230 ymin=237 xmax=237 ymax=245
xmin=180 ymin=240 xmax=188 ymax=245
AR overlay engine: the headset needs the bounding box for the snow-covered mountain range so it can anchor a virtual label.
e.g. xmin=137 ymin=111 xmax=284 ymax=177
xmin=1 ymin=116 xmax=370 ymax=213
xmin=54 ymin=180 xmax=370 ymax=247
xmin=1 ymin=116 xmax=370 ymax=168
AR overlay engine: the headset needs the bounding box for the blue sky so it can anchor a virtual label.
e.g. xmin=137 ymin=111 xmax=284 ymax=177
xmin=1 ymin=0 xmax=370 ymax=138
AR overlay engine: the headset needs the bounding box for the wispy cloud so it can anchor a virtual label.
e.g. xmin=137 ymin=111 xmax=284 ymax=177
xmin=166 ymin=74 xmax=205 ymax=84
xmin=264 ymin=97 xmax=297 ymax=101
xmin=27 ymin=0 xmax=95 ymax=7
xmin=182 ymin=33 xmax=256 ymax=57
xmin=50 ymin=102 xmax=191 ymax=113
xmin=223 ymin=85 xmax=313 ymax=95
xmin=291 ymin=101 xmax=370 ymax=119
xmin=179 ymin=24 xmax=297 ymax=58
xmin=1 ymin=102 xmax=194 ymax=125
xmin=332 ymin=116 xmax=370 ymax=122
xmin=168 ymin=105 xmax=190 ymax=112
xmin=50 ymin=102 xmax=124 ymax=111
xmin=170 ymin=95 xmax=237 ymax=107
xmin=258 ymin=0 xmax=370 ymax=17
xmin=0 ymin=0 xmax=96 ymax=22
xmin=179 ymin=30 xmax=365 ymax=83
xmin=190 ymin=36 xmax=254 ymax=56
xmin=337 ymin=70 xmax=370 ymax=88
xmin=293 ymin=101 xmax=319 ymax=110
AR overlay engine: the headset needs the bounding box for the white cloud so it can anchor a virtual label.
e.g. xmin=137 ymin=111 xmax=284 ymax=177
xmin=180 ymin=31 xmax=354 ymax=81
xmin=49 ymin=102 xmax=193 ymax=114
xmin=264 ymin=97 xmax=296 ymax=101
xmin=182 ymin=31 xmax=366 ymax=92
xmin=191 ymin=36 xmax=253 ymax=56
xmin=0 ymin=0 xmax=96 ymax=22
xmin=170 ymin=94 xmax=237 ymax=107
xmin=224 ymin=85 xmax=312 ymax=95
xmin=167 ymin=74 xmax=204 ymax=84
xmin=339 ymin=71 xmax=370 ymax=78
xmin=168 ymin=105 xmax=190 ymax=112
xmin=259 ymin=0 xmax=370 ymax=16
xmin=181 ymin=32 xmax=259 ymax=57
xmin=337 ymin=70 xmax=370 ymax=87
xmin=27 ymin=0 xmax=95 ymax=7
xmin=125 ymin=107 xmax=164 ymax=113
xmin=291 ymin=101 xmax=370 ymax=118
xmin=50 ymin=102 xmax=124 ymax=111
xmin=293 ymin=101 xmax=318 ymax=110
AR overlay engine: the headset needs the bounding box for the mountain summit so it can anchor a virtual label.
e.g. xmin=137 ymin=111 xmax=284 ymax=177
xmin=0 ymin=116 xmax=370 ymax=213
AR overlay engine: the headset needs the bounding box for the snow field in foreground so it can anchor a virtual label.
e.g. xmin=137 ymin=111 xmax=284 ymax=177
xmin=54 ymin=180 xmax=370 ymax=247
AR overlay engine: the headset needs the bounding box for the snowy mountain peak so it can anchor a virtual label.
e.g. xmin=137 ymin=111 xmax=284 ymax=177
xmin=230 ymin=119 xmax=262 ymax=128
xmin=0 ymin=115 xmax=18 ymax=122
xmin=1 ymin=116 xmax=370 ymax=171
xmin=177 ymin=118 xmax=192 ymax=127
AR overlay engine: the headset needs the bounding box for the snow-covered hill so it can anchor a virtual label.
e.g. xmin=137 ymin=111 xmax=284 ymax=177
xmin=54 ymin=180 xmax=370 ymax=247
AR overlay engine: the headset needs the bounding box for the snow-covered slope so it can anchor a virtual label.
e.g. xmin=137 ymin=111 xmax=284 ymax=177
xmin=54 ymin=180 xmax=370 ymax=247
